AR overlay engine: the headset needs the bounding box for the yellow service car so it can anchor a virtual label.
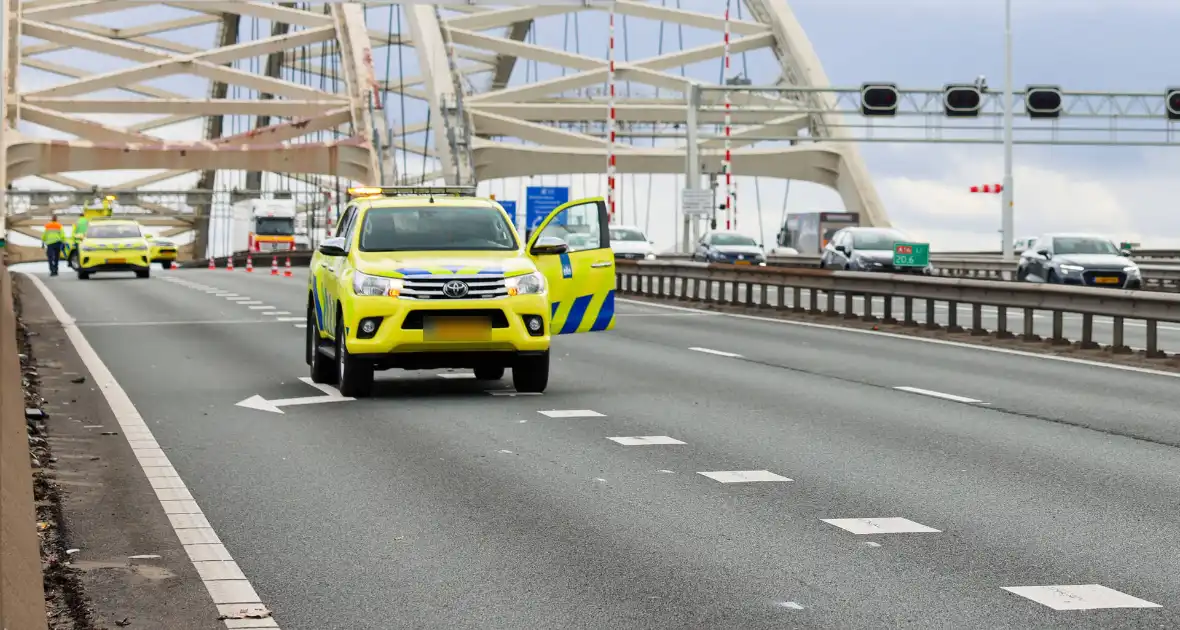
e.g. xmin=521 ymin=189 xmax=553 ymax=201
xmin=306 ymin=186 xmax=616 ymax=397
xmin=146 ymin=234 xmax=178 ymax=268
xmin=75 ymin=219 xmax=152 ymax=280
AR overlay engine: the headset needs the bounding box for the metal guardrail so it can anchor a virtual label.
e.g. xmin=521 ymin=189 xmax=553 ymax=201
xmin=655 ymin=253 xmax=1180 ymax=292
xmin=615 ymin=259 xmax=1180 ymax=358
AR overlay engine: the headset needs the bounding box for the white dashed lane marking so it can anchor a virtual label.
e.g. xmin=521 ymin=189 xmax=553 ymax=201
xmin=893 ymin=386 xmax=984 ymax=404
xmin=538 ymin=409 xmax=604 ymax=418
xmin=292 ymin=324 xmax=307 ymax=329
xmin=698 ymin=470 xmax=792 ymax=483
xmin=821 ymin=518 xmax=941 ymax=535
xmin=607 ymin=436 xmax=686 ymax=446
xmin=247 ymin=305 xmax=273 ymax=310
xmin=238 ymin=301 xmax=263 ymax=306
xmin=276 ymin=317 xmax=303 ymax=322
xmin=1002 ymin=585 xmax=1161 ymax=610
xmin=438 ymin=372 xmax=475 ymax=379
xmin=688 ymin=346 xmax=743 ymax=358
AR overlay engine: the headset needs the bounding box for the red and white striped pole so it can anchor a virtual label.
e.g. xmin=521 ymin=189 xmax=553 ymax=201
xmin=606 ymin=1 xmax=617 ymax=225
xmin=970 ymin=184 xmax=1004 ymax=193
xmin=722 ymin=0 xmax=734 ymax=230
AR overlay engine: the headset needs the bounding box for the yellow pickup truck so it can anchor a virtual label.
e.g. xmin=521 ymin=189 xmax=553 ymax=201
xmin=305 ymin=186 xmax=616 ymax=397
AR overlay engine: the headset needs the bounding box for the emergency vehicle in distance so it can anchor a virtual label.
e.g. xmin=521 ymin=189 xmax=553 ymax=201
xmin=231 ymin=198 xmax=298 ymax=254
xmin=774 ymin=211 xmax=860 ymax=256
xmin=306 ymin=186 xmax=616 ymax=398
xmin=64 ymin=194 xmax=116 ymax=271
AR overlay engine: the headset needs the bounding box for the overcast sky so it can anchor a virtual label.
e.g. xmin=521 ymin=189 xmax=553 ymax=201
xmin=12 ymin=0 xmax=1180 ymax=252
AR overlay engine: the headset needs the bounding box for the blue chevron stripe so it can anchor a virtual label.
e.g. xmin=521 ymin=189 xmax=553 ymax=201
xmin=550 ymin=301 xmax=560 ymax=318
xmin=589 ymin=290 xmax=615 ymax=332
xmin=559 ymin=294 xmax=593 ymax=335
xmin=311 ymin=274 xmax=325 ymax=332
xmin=394 ymin=268 xmax=433 ymax=275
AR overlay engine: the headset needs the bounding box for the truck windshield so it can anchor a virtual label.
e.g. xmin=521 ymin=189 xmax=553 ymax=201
xmin=86 ymin=224 xmax=140 ymax=239
xmin=255 ymin=217 xmax=295 ymax=236
xmin=358 ymin=206 xmax=518 ymax=252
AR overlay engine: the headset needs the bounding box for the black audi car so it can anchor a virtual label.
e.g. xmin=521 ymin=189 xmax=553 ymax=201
xmin=1016 ymin=233 xmax=1142 ymax=290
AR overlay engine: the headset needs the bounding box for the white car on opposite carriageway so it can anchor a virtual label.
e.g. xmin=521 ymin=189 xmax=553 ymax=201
xmin=608 ymin=225 xmax=657 ymax=261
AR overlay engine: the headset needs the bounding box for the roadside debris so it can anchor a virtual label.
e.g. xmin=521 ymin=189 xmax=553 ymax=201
xmin=15 ymin=288 xmax=98 ymax=630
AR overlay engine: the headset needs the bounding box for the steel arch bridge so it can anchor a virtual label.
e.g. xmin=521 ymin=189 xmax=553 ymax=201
xmin=1 ymin=0 xmax=888 ymax=259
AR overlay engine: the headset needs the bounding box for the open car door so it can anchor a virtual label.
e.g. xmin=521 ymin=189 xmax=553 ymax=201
xmin=525 ymin=197 xmax=615 ymax=334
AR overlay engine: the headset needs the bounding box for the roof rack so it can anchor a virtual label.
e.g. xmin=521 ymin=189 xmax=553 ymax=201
xmin=347 ymin=186 xmax=478 ymax=199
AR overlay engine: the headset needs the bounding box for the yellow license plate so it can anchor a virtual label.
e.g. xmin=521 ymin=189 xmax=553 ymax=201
xmin=424 ymin=317 xmax=492 ymax=341
xmin=1094 ymin=276 xmax=1119 ymax=284
xmin=108 ymin=258 xmax=126 ymax=264
xmin=734 ymin=260 xmax=751 ymax=265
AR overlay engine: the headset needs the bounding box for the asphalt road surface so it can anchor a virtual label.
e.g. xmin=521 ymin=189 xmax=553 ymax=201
xmin=21 ymin=264 xmax=1180 ymax=629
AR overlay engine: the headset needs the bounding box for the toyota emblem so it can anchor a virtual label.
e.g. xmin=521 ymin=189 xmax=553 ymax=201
xmin=442 ymin=280 xmax=470 ymax=298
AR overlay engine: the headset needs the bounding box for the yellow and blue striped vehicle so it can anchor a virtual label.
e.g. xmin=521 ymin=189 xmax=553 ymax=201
xmin=306 ymin=186 xmax=615 ymax=397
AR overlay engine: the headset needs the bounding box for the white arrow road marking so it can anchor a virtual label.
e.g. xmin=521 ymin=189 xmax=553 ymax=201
xmin=235 ymin=377 xmax=354 ymax=414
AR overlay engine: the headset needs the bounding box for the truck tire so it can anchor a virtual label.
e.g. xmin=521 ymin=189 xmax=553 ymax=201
xmin=307 ymin=300 xmax=335 ymax=384
xmin=512 ymin=352 xmax=549 ymax=393
xmin=77 ymin=270 xmax=90 ymax=280
xmin=135 ymin=269 xmax=150 ymax=279
xmin=160 ymin=260 xmax=173 ymax=269
xmin=335 ymin=317 xmax=373 ymax=398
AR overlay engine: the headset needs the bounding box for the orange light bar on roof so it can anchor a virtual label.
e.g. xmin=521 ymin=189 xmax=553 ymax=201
xmin=346 ymin=186 xmax=478 ymax=199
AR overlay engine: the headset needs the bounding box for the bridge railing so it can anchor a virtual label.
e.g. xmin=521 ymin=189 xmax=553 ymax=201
xmin=616 ymin=259 xmax=1180 ymax=358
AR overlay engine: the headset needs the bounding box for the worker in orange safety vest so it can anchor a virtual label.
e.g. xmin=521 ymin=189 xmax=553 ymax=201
xmin=42 ymin=214 xmax=65 ymax=276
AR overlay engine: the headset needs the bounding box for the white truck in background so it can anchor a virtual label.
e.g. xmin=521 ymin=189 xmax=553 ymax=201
xmin=231 ymin=198 xmax=297 ymax=254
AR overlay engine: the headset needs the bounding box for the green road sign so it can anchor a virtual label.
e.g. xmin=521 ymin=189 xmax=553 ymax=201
xmin=892 ymin=242 xmax=929 ymax=267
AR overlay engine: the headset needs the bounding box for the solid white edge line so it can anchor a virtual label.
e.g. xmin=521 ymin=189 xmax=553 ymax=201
xmin=20 ymin=272 xmax=280 ymax=629
xmin=893 ymin=386 xmax=982 ymax=404
xmin=688 ymin=346 xmax=743 ymax=358
xmin=616 ymin=298 xmax=1180 ymax=381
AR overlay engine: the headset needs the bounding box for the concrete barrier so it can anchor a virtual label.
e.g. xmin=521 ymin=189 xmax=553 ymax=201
xmin=0 ymin=262 xmax=49 ymax=630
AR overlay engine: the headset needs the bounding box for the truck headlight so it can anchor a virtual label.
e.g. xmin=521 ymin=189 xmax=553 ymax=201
xmin=506 ymin=271 xmax=545 ymax=296
xmin=353 ymin=271 xmax=403 ymax=297
xmin=1059 ymin=264 xmax=1085 ymax=273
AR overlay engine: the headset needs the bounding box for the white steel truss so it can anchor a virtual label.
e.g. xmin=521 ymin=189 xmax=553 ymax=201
xmin=444 ymin=0 xmax=889 ymax=226
xmin=3 ymin=0 xmax=894 ymax=256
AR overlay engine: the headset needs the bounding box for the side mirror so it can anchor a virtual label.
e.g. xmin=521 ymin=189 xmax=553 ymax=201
xmin=144 ymin=234 xmax=153 ymax=240
xmin=530 ymin=236 xmax=569 ymax=256
xmin=835 ymin=245 xmax=848 ymax=255
xmin=1036 ymin=247 xmax=1051 ymax=258
xmin=1120 ymin=249 xmax=1132 ymax=257
xmin=318 ymin=237 xmax=347 ymax=257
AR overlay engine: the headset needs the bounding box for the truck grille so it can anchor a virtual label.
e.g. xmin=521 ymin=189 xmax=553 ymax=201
xmin=400 ymin=275 xmax=508 ymax=300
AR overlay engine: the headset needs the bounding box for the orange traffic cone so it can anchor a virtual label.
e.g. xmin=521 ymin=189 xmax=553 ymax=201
xmin=284 ymin=257 xmax=292 ymax=277
xmin=271 ymin=257 xmax=279 ymax=276
xmin=245 ymin=255 xmax=254 ymax=272
xmin=227 ymin=257 xmax=234 ymax=271
xmin=208 ymin=257 xmax=215 ymax=270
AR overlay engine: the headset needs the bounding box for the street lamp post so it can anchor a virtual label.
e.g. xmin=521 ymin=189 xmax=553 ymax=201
xmin=1000 ymin=0 xmax=1015 ymax=261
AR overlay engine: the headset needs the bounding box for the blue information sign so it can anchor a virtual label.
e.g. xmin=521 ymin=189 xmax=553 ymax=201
xmin=498 ymin=200 xmax=518 ymax=227
xmin=525 ymin=186 xmax=569 ymax=234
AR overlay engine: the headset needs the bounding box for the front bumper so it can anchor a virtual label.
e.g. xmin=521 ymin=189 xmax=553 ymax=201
xmin=1059 ymin=269 xmax=1141 ymax=290
xmin=80 ymin=251 xmax=150 ymax=270
xmin=337 ymin=294 xmax=552 ymax=365
xmin=151 ymin=248 xmax=177 ymax=262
